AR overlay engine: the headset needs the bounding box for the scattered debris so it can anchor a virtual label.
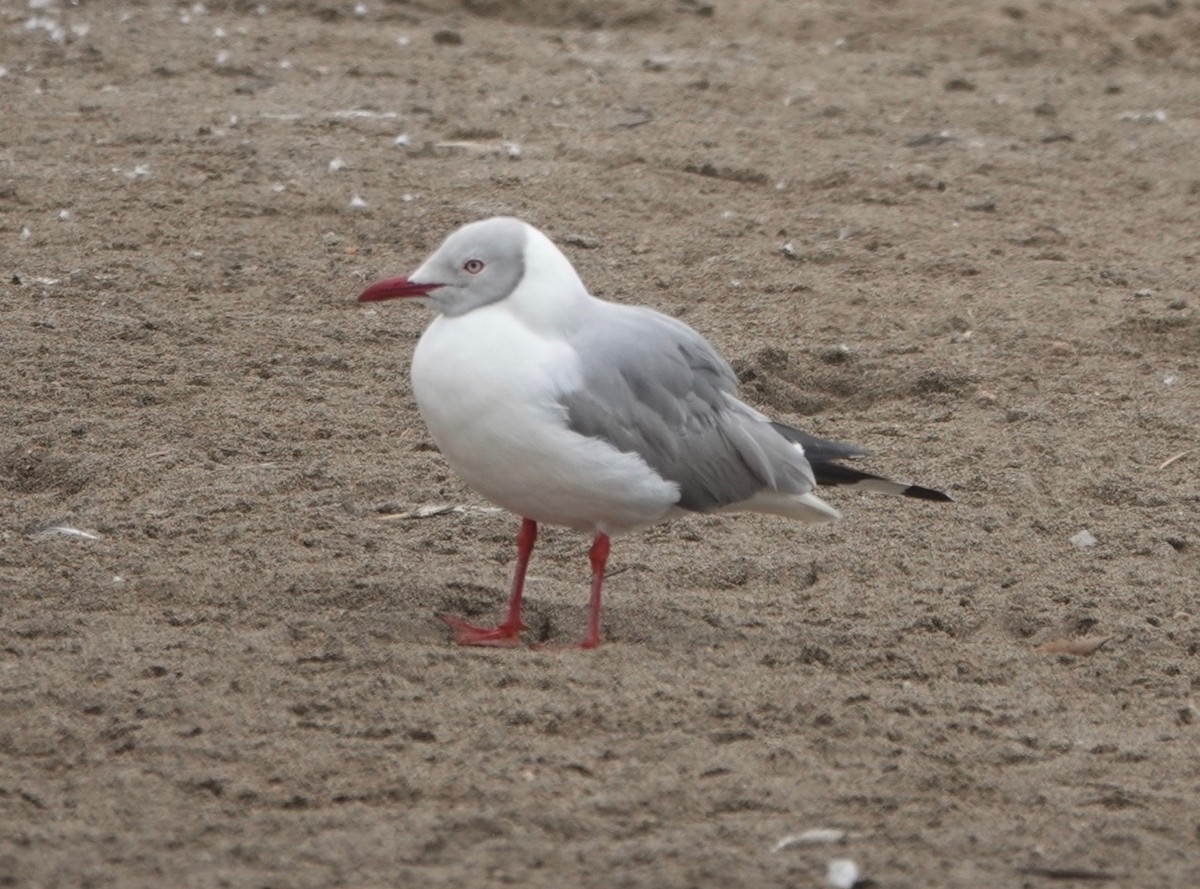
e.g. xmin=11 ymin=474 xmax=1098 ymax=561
xmin=965 ymin=196 xmax=997 ymax=212
xmin=332 ymin=109 xmax=399 ymax=120
xmin=433 ymin=140 xmax=520 ymax=159
xmin=613 ymin=108 xmax=654 ymax=128
xmin=113 ymin=164 xmax=151 ymax=180
xmin=1034 ymin=636 xmax=1112 ymax=656
xmin=328 ymin=157 xmax=347 ymax=173
xmin=906 ymin=130 xmax=954 ymax=148
xmin=679 ymin=0 xmax=714 ymax=15
xmin=682 ymin=162 xmax=768 ymax=184
xmin=562 ymin=234 xmax=600 ymax=249
xmin=25 ymin=13 xmax=67 ymax=44
xmin=1118 ymin=109 xmax=1167 ymax=124
xmin=1016 ymin=866 xmax=1117 ymax=881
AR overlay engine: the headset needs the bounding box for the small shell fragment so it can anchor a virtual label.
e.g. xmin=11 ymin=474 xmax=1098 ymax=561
xmin=378 ymin=504 xmax=503 ymax=520
xmin=1069 ymin=529 xmax=1097 ymax=548
xmin=39 ymin=525 xmax=101 ymax=541
xmin=773 ymin=828 xmax=849 ymax=851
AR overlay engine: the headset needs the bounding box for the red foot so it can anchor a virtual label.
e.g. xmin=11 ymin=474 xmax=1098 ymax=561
xmin=438 ymin=613 xmax=526 ymax=648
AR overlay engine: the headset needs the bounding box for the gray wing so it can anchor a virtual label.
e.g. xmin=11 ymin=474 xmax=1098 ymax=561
xmin=559 ymin=303 xmax=817 ymax=511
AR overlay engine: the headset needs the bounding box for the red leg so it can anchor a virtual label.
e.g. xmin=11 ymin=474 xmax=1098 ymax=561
xmin=439 ymin=518 xmax=536 ymax=647
xmin=579 ymin=533 xmax=611 ymax=649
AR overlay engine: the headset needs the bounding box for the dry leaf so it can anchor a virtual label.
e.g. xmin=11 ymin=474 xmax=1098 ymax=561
xmin=1034 ymin=635 xmax=1111 ymax=656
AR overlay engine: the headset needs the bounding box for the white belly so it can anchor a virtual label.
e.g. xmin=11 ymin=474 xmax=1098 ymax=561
xmin=410 ymin=305 xmax=680 ymax=534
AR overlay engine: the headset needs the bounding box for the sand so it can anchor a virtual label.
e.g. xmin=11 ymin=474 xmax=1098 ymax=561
xmin=2 ymin=1 xmax=1198 ymax=886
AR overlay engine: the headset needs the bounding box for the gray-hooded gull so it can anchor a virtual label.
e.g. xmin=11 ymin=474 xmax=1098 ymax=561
xmin=359 ymin=217 xmax=950 ymax=649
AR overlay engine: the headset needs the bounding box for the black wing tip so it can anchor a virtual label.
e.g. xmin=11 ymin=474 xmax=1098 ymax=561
xmin=811 ymin=462 xmax=953 ymax=502
xmin=902 ymin=484 xmax=953 ymax=503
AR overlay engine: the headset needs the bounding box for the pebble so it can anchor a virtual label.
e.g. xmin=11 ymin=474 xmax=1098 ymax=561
xmin=826 ymin=858 xmax=860 ymax=889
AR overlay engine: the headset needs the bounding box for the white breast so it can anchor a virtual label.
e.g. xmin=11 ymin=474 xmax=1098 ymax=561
xmin=410 ymin=301 xmax=680 ymax=535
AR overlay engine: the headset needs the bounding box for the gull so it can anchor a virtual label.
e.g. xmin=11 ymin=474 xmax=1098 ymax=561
xmin=359 ymin=217 xmax=949 ymax=648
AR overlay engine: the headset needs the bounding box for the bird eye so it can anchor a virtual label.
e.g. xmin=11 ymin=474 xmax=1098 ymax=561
xmin=463 ymin=259 xmax=485 ymax=274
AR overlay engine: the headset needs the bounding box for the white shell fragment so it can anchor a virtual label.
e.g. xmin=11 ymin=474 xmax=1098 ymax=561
xmin=1070 ymin=529 xmax=1097 ymax=548
xmin=378 ymin=504 xmax=503 ymax=520
xmin=38 ymin=525 xmax=101 ymax=541
xmin=772 ymin=828 xmax=850 ymax=851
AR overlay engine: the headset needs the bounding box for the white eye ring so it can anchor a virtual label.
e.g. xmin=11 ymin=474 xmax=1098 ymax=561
xmin=463 ymin=259 xmax=485 ymax=274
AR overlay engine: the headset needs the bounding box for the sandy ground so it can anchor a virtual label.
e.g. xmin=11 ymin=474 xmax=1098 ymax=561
xmin=2 ymin=0 xmax=1198 ymax=886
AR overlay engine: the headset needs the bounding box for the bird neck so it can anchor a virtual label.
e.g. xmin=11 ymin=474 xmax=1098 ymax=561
xmin=506 ymin=228 xmax=592 ymax=335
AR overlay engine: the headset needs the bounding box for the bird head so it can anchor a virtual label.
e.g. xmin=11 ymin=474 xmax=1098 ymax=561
xmin=358 ymin=216 xmax=531 ymax=317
